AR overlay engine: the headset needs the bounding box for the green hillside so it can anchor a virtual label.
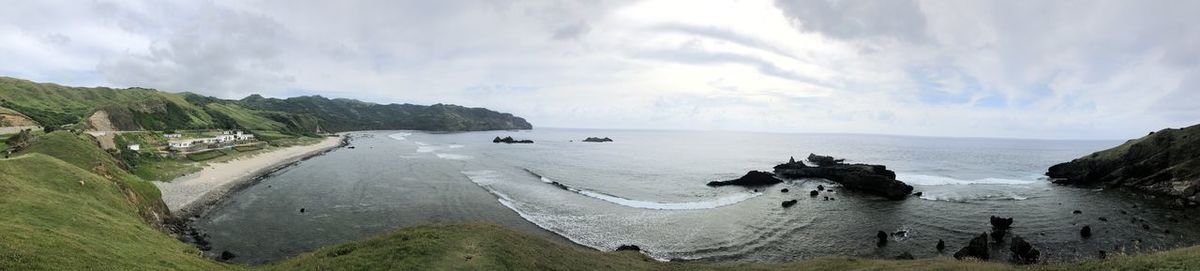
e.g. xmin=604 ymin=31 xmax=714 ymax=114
xmin=0 ymin=77 xmax=531 ymax=135
xmin=237 ymin=94 xmax=532 ymax=132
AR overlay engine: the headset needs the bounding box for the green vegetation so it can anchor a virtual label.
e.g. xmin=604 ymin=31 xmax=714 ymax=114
xmin=187 ymin=149 xmax=229 ymax=161
xmin=237 ymin=94 xmax=532 ymax=132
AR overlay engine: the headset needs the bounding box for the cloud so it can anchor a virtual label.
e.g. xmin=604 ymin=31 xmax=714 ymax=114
xmin=774 ymin=0 xmax=928 ymax=42
xmin=0 ymin=0 xmax=1198 ymax=139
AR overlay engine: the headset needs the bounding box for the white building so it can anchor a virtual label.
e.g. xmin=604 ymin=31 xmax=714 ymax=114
xmin=168 ymin=140 xmax=192 ymax=149
xmin=234 ymin=131 xmax=255 ymax=141
xmin=127 ymin=144 xmax=140 ymax=151
xmin=215 ymin=134 xmax=236 ymax=142
xmin=164 ymin=133 xmax=182 ymax=138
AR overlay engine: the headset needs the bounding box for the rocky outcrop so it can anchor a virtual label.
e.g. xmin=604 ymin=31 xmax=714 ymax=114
xmin=582 ymin=137 xmax=613 ymax=142
xmin=707 ymin=171 xmax=782 ymax=187
xmin=493 ymin=136 xmax=534 ymax=144
xmin=781 ymin=200 xmax=798 ymax=208
xmin=1009 ymin=235 xmax=1040 ymax=264
xmin=953 ymin=233 xmax=990 ymax=260
xmin=773 ymin=154 xmax=913 ymax=200
xmin=1047 ymin=123 xmax=1200 ymax=205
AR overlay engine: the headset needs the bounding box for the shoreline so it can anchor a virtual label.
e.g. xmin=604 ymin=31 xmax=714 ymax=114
xmin=156 ymin=135 xmax=349 ymax=218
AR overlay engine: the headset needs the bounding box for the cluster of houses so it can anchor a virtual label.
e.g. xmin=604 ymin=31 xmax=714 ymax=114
xmin=165 ymin=130 xmax=256 ymax=151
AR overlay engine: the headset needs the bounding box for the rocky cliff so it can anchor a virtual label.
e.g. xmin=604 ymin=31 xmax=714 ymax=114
xmin=1047 ymin=124 xmax=1200 ymax=205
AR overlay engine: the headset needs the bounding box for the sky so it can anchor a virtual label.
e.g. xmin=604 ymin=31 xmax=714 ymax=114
xmin=1 ymin=0 xmax=1198 ymax=140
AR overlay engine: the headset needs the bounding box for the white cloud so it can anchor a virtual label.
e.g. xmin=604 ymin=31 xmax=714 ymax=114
xmin=0 ymin=0 xmax=1197 ymax=139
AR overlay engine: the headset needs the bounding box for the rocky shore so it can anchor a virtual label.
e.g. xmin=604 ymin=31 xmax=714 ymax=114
xmin=1047 ymin=123 xmax=1200 ymax=205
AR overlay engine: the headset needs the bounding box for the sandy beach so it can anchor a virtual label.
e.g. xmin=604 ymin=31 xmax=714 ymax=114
xmin=157 ymin=136 xmax=345 ymax=217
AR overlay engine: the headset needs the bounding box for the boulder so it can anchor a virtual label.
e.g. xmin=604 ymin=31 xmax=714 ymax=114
xmin=1073 ymin=210 xmax=1082 ymax=214
xmin=781 ymin=200 xmax=798 ymax=208
xmin=1080 ymin=225 xmax=1092 ymax=238
xmin=615 ymin=245 xmax=641 ymax=252
xmin=990 ymin=216 xmax=1014 ymax=230
xmin=1009 ymin=235 xmax=1040 ymax=264
xmin=810 ymin=190 xmax=819 ymax=197
xmin=807 ymin=153 xmax=845 ymax=167
xmin=817 ymin=185 xmax=825 ymax=191
xmin=219 ymin=250 xmax=237 ymax=261
xmin=707 ymin=171 xmax=782 ymax=187
xmin=953 ymin=233 xmax=990 ymax=260
xmin=582 ymin=137 xmax=613 ymax=142
xmin=936 ymin=239 xmax=945 ymax=252
xmin=781 ymin=188 xmax=789 ymax=193
xmin=775 ymin=154 xmax=911 ymax=200
xmin=913 ymin=191 xmax=923 ymax=197
xmin=876 ymin=231 xmax=888 ymax=247
xmin=990 ymin=230 xmax=1006 ymax=243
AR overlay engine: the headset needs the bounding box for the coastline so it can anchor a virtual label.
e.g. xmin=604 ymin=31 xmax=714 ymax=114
xmin=156 ymin=135 xmax=348 ymax=218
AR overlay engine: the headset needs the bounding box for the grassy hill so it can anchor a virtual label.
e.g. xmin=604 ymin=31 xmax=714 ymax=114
xmin=0 ymin=77 xmax=531 ymax=135
xmin=237 ymin=94 xmax=532 ymax=132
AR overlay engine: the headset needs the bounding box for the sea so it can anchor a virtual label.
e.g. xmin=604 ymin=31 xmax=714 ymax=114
xmin=192 ymin=129 xmax=1200 ymax=264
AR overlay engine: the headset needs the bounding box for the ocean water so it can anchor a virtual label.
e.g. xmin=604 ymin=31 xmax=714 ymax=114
xmin=195 ymin=129 xmax=1200 ymax=264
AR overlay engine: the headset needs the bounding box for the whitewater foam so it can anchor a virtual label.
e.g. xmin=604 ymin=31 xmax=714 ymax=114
xmin=387 ymin=132 xmax=412 ymax=141
xmin=526 ymin=170 xmax=760 ymax=210
xmin=435 ymin=153 xmax=473 ymax=160
xmin=898 ymin=174 xmax=1036 ymax=186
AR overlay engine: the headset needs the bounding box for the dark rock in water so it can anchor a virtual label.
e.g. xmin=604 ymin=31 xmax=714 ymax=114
xmin=817 ymin=185 xmax=825 ymax=191
xmin=876 ymin=231 xmax=888 ymax=247
xmin=300 ymin=208 xmax=306 ymax=213
xmin=991 ymin=230 xmax=1007 ymax=243
xmin=781 ymin=200 xmax=798 ymax=208
xmin=810 ymin=190 xmax=819 ymax=197
xmin=774 ymin=154 xmax=913 ymax=200
xmin=1073 ymin=210 xmax=1082 ymax=214
xmin=582 ymin=137 xmax=613 ymax=142
xmin=219 ymin=250 xmax=237 ymax=261
xmin=753 ymin=189 xmax=758 ymax=193
xmin=953 ymin=233 xmax=990 ymax=260
xmin=913 ymin=191 xmax=923 ymax=197
xmin=1098 ymin=250 xmax=1108 ymax=259
xmin=1098 ymin=217 xmax=1108 ymax=222
xmin=1165 ymin=229 xmax=1171 ymax=234
xmin=347 ymin=146 xmax=356 ymax=149
xmin=493 ymin=136 xmax=534 ymax=144
xmin=1080 ymin=225 xmax=1093 ymax=238
xmin=990 ymin=216 xmax=1014 ymax=230
xmin=829 ymin=197 xmax=835 ymax=201
xmin=894 ymin=252 xmax=915 ymax=260
xmin=615 ymin=245 xmax=641 ymax=252
xmin=892 ymin=230 xmax=908 ymax=238
xmin=707 ymin=171 xmax=782 ymax=187
xmin=936 ymin=239 xmax=946 ymax=252
xmin=823 ymin=196 xmax=829 ymax=201
xmin=1046 ymin=124 xmax=1200 ymax=204
xmin=1120 ymin=210 xmax=1128 ymax=215
xmin=1142 ymin=224 xmax=1151 ymax=230
xmin=781 ymin=188 xmax=789 ymax=193
xmin=1009 ymin=235 xmax=1040 ymax=264
xmin=807 ymin=153 xmax=846 ymax=167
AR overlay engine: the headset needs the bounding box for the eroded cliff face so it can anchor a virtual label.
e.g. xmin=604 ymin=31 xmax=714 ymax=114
xmin=1047 ymin=124 xmax=1200 ymax=204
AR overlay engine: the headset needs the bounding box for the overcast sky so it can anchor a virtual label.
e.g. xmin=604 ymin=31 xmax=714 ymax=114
xmin=2 ymin=0 xmax=1197 ymax=139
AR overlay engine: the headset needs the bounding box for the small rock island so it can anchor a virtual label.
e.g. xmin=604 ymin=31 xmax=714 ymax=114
xmin=773 ymin=154 xmax=914 ymax=200
xmin=493 ymin=136 xmax=534 ymax=144
xmin=582 ymin=137 xmax=613 ymax=142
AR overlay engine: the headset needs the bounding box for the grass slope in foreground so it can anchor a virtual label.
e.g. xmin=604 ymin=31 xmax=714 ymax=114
xmin=2 ymin=132 xmax=1200 ymax=270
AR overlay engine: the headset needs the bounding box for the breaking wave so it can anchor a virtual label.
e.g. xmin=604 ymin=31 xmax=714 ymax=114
xmin=522 ymin=169 xmax=760 ymax=210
